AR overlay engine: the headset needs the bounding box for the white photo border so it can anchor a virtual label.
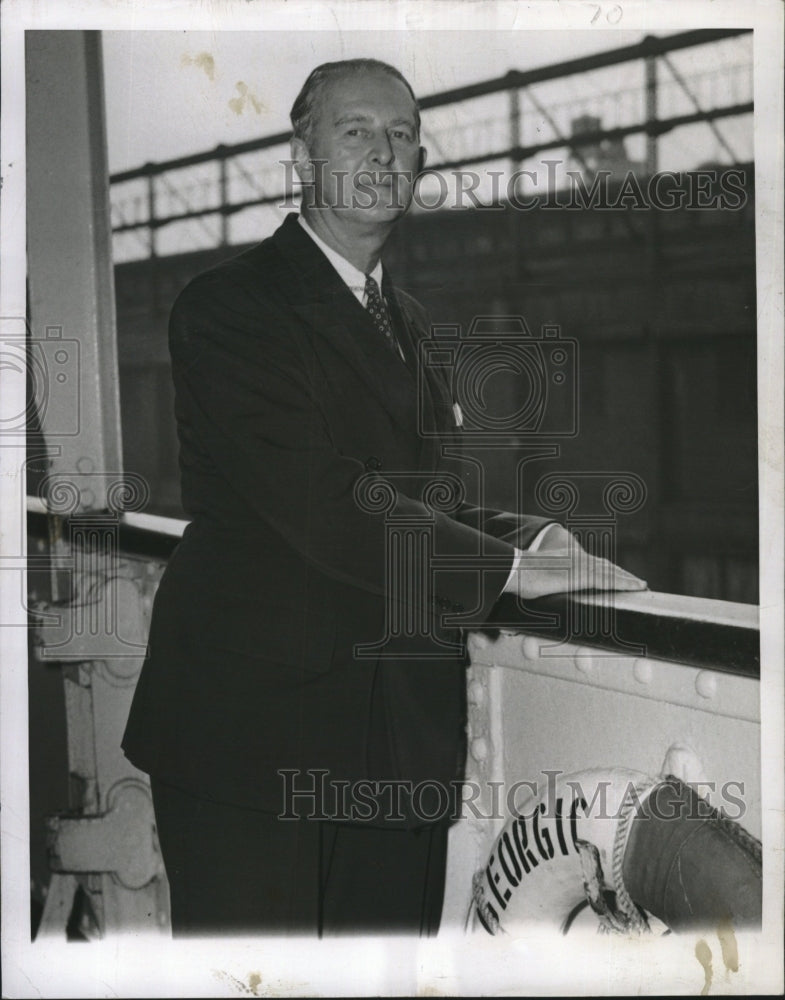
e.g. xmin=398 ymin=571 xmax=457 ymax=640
xmin=1 ymin=1 xmax=782 ymax=996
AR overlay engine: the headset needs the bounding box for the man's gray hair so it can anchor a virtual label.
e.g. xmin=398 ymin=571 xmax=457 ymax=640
xmin=290 ymin=59 xmax=421 ymax=145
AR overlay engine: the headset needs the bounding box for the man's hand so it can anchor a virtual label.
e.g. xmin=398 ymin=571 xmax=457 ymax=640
xmin=503 ymin=524 xmax=647 ymax=600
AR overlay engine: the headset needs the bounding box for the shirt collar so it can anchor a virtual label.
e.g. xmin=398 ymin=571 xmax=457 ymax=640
xmin=298 ymin=213 xmax=383 ymax=293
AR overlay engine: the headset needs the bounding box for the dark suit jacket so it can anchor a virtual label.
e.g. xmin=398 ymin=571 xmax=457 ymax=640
xmin=122 ymin=213 xmax=553 ymax=823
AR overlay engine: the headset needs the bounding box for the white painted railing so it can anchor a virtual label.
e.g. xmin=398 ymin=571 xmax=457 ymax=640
xmin=27 ymin=503 xmax=760 ymax=939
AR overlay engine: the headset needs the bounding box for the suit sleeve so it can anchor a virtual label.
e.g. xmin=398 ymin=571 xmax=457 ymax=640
xmin=452 ymin=502 xmax=556 ymax=549
xmin=170 ymin=275 xmax=518 ymax=622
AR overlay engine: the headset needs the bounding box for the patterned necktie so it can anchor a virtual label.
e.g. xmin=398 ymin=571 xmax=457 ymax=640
xmin=364 ymin=275 xmax=402 ymax=359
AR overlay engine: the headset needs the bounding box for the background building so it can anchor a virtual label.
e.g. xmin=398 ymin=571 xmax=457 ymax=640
xmin=111 ymin=28 xmax=757 ymax=602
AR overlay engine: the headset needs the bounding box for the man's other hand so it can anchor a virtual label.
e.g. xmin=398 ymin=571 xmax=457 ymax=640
xmin=503 ymin=525 xmax=648 ymax=599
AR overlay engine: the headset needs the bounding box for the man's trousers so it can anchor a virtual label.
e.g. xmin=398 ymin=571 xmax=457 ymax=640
xmin=150 ymin=777 xmax=449 ymax=936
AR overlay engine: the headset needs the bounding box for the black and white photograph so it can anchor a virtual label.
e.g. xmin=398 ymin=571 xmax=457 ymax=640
xmin=1 ymin=0 xmax=783 ymax=995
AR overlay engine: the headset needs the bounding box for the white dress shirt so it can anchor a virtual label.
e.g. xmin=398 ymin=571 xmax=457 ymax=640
xmin=297 ymin=213 xmax=557 ymax=587
xmin=299 ymin=214 xmax=382 ymax=306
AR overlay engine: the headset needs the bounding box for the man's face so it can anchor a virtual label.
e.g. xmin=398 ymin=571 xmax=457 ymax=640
xmin=294 ymin=70 xmax=424 ymax=226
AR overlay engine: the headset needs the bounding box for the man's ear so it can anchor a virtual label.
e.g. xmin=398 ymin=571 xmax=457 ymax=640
xmin=290 ymin=136 xmax=314 ymax=184
xmin=417 ymin=145 xmax=428 ymax=176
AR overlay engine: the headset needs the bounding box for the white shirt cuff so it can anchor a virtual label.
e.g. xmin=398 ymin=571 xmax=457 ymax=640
xmin=503 ymin=523 xmax=559 ymax=591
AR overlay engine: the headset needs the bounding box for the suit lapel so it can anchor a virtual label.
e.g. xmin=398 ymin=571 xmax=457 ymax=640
xmin=382 ymin=275 xmax=418 ymax=373
xmin=271 ymin=215 xmax=420 ymax=433
xmin=385 ymin=280 xmax=459 ymax=472
xmin=385 ymin=281 xmax=454 ymax=425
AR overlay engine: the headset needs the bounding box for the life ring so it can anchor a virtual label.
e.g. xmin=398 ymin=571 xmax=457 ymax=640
xmin=471 ymin=766 xmax=762 ymax=935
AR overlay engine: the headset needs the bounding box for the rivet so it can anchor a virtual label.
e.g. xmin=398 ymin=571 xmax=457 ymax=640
xmin=695 ymin=671 xmax=717 ymax=699
xmin=574 ymin=647 xmax=595 ymax=676
xmin=467 ymin=680 xmax=485 ymax=706
xmin=633 ymin=658 xmax=653 ymax=684
xmin=522 ymin=636 xmax=540 ymax=660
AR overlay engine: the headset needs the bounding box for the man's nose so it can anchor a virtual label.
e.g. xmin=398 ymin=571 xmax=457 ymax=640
xmin=368 ymin=133 xmax=394 ymax=166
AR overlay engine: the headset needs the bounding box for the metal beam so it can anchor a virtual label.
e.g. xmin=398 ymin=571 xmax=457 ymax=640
xmin=109 ymin=28 xmax=751 ymax=185
xmin=26 ymin=34 xmax=169 ymax=938
xmin=645 ymin=55 xmax=659 ymax=176
xmin=661 ymin=52 xmax=740 ymax=163
xmin=417 ymin=29 xmax=750 ymax=110
xmin=109 ymin=101 xmax=754 ymax=237
xmin=111 ymin=130 xmax=293 ymax=184
xmin=26 ymin=30 xmax=123 ymax=510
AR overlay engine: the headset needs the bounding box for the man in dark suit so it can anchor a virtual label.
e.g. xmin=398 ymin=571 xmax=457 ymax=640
xmin=122 ymin=58 xmax=646 ymax=936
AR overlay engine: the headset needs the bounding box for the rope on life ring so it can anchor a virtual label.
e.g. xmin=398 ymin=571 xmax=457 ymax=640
xmin=470 ymin=767 xmax=658 ymax=935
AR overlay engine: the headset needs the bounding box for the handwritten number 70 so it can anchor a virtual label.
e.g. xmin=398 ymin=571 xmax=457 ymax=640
xmin=590 ymin=4 xmax=623 ymax=24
